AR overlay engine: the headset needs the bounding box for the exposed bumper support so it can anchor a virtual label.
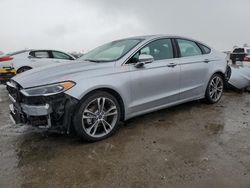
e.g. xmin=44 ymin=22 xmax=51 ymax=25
xmin=21 ymin=103 xmax=52 ymax=116
xmin=9 ymin=103 xmax=53 ymax=128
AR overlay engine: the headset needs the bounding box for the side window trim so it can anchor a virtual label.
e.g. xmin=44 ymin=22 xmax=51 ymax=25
xmin=171 ymin=38 xmax=179 ymax=58
xmin=196 ymin=43 xmax=205 ymax=54
xmin=125 ymin=37 xmax=176 ymax=65
xmin=48 ymin=50 xmax=54 ymax=59
xmin=172 ymin=39 xmax=181 ymax=58
xmin=29 ymin=51 xmax=36 ymax=58
xmin=197 ymin=43 xmax=212 ymax=55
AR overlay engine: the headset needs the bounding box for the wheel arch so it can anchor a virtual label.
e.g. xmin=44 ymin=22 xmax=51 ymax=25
xmin=16 ymin=66 xmax=32 ymax=73
xmin=79 ymin=87 xmax=126 ymax=121
xmin=213 ymin=71 xmax=226 ymax=83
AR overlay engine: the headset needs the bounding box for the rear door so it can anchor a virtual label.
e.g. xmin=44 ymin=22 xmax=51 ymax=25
xmin=175 ymin=39 xmax=210 ymax=100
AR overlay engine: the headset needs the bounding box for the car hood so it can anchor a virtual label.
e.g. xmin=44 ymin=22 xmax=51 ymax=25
xmin=12 ymin=60 xmax=115 ymax=88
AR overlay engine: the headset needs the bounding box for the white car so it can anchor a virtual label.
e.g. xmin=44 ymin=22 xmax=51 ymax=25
xmin=0 ymin=49 xmax=76 ymax=81
xmin=230 ymin=47 xmax=250 ymax=63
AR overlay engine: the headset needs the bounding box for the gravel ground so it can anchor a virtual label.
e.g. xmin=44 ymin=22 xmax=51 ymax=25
xmin=0 ymin=85 xmax=250 ymax=188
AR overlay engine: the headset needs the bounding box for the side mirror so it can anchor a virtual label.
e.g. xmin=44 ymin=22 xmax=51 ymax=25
xmin=135 ymin=54 xmax=154 ymax=68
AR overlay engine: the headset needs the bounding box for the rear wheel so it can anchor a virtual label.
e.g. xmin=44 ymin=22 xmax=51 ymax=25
xmin=73 ymin=91 xmax=121 ymax=142
xmin=205 ymin=74 xmax=224 ymax=104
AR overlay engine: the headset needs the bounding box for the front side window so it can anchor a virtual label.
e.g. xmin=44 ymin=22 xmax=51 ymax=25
xmin=52 ymin=51 xmax=72 ymax=60
xmin=80 ymin=39 xmax=142 ymax=62
xmin=177 ymin=39 xmax=202 ymax=57
xmin=128 ymin=39 xmax=174 ymax=64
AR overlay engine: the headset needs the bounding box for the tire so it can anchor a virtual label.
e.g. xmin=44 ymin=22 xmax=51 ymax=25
xmin=224 ymin=66 xmax=231 ymax=89
xmin=225 ymin=65 xmax=231 ymax=82
xmin=205 ymin=73 xmax=224 ymax=104
xmin=17 ymin=67 xmax=32 ymax=74
xmin=73 ymin=91 xmax=121 ymax=142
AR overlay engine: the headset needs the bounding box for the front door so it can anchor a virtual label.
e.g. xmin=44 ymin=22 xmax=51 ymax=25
xmin=127 ymin=38 xmax=180 ymax=114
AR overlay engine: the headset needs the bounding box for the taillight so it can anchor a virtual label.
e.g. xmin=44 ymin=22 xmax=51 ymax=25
xmin=243 ymin=57 xmax=250 ymax=62
xmin=0 ymin=56 xmax=13 ymax=62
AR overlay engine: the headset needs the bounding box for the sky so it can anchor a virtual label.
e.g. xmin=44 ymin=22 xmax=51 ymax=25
xmin=0 ymin=0 xmax=249 ymax=53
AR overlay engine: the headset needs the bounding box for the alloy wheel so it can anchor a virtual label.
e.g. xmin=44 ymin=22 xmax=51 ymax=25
xmin=209 ymin=76 xmax=223 ymax=102
xmin=81 ymin=97 xmax=118 ymax=138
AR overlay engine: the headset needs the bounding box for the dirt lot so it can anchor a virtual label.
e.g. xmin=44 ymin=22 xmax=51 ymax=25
xmin=0 ymin=85 xmax=250 ymax=188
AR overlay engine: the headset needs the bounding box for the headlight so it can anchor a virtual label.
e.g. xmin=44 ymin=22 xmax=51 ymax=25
xmin=20 ymin=81 xmax=75 ymax=97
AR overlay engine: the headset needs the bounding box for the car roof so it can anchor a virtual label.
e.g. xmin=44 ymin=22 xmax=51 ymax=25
xmin=123 ymin=35 xmax=211 ymax=48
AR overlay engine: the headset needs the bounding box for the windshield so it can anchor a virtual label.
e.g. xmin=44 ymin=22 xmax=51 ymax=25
xmin=80 ymin=39 xmax=142 ymax=62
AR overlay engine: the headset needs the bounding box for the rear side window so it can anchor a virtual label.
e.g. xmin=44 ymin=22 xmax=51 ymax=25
xmin=198 ymin=43 xmax=211 ymax=54
xmin=30 ymin=51 xmax=50 ymax=58
xmin=52 ymin=51 xmax=72 ymax=60
xmin=177 ymin=39 xmax=202 ymax=57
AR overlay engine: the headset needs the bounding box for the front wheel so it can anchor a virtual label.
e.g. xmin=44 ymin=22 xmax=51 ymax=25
xmin=73 ymin=91 xmax=121 ymax=142
xmin=205 ymin=74 xmax=224 ymax=104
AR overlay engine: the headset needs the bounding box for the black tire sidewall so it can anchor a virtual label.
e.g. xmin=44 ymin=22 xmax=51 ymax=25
xmin=17 ymin=67 xmax=32 ymax=74
xmin=205 ymin=74 xmax=224 ymax=104
xmin=225 ymin=66 xmax=231 ymax=82
xmin=73 ymin=91 xmax=121 ymax=142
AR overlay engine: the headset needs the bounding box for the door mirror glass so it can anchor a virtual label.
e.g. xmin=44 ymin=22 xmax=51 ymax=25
xmin=135 ymin=54 xmax=154 ymax=68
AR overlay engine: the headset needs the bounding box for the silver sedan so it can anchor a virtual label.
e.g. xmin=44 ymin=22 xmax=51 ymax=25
xmin=7 ymin=35 xmax=228 ymax=141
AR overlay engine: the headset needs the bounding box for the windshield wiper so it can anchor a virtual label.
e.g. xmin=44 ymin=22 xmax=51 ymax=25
xmin=84 ymin=59 xmax=111 ymax=63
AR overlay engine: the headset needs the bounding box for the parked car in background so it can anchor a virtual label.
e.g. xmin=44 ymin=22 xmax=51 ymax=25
xmin=0 ymin=49 xmax=76 ymax=82
xmin=230 ymin=47 xmax=250 ymax=63
xmin=7 ymin=35 xmax=228 ymax=141
xmin=0 ymin=51 xmax=17 ymax=83
xmin=242 ymin=55 xmax=250 ymax=62
xmin=228 ymin=62 xmax=250 ymax=91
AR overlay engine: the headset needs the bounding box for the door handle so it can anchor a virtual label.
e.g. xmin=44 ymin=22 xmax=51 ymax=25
xmin=167 ymin=63 xmax=177 ymax=68
xmin=204 ymin=59 xmax=210 ymax=63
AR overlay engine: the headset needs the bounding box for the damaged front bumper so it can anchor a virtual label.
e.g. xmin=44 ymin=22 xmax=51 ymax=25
xmin=7 ymin=81 xmax=79 ymax=133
